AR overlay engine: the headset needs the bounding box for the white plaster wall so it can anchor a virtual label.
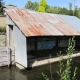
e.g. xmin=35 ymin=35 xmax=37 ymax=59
xmin=6 ymin=15 xmax=15 ymax=46
xmin=6 ymin=15 xmax=27 ymax=68
xmin=6 ymin=15 xmax=14 ymax=25
xmin=13 ymin=25 xmax=27 ymax=68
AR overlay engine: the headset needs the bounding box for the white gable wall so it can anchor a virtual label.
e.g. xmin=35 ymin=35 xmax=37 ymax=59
xmin=6 ymin=15 xmax=14 ymax=25
xmin=14 ymin=25 xmax=27 ymax=68
xmin=6 ymin=15 xmax=27 ymax=68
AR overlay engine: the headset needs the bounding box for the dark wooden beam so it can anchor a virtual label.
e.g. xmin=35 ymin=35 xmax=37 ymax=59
xmin=35 ymin=37 xmax=37 ymax=50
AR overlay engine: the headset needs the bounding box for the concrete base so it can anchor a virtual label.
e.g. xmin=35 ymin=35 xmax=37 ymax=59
xmin=29 ymin=52 xmax=80 ymax=68
xmin=16 ymin=63 xmax=25 ymax=69
xmin=16 ymin=51 xmax=80 ymax=69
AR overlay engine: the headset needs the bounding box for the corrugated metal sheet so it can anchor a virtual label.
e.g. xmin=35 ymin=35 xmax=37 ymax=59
xmin=4 ymin=8 xmax=80 ymax=36
xmin=58 ymin=15 xmax=80 ymax=32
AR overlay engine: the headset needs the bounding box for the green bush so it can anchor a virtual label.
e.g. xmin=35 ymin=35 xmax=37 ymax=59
xmin=0 ymin=26 xmax=6 ymax=35
xmin=42 ymin=36 xmax=78 ymax=80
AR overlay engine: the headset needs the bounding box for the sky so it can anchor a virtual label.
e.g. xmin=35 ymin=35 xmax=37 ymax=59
xmin=5 ymin=0 xmax=80 ymax=9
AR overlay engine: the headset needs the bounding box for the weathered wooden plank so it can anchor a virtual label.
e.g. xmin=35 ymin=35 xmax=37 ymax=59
xmin=0 ymin=47 xmax=15 ymax=67
xmin=0 ymin=62 xmax=8 ymax=66
xmin=11 ymin=50 xmax=15 ymax=55
xmin=11 ymin=56 xmax=15 ymax=61
xmin=8 ymin=48 xmax=10 ymax=66
xmin=0 ymin=47 xmax=8 ymax=51
xmin=0 ymin=57 xmax=8 ymax=62
xmin=0 ymin=52 xmax=7 ymax=57
xmin=0 ymin=47 xmax=8 ymax=66
xmin=0 ymin=51 xmax=7 ymax=54
xmin=10 ymin=47 xmax=15 ymax=51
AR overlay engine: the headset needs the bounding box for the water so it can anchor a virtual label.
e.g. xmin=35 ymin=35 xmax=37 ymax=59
xmin=0 ymin=57 xmax=80 ymax=80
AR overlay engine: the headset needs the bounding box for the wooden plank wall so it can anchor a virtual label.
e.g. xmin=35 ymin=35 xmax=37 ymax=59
xmin=0 ymin=47 xmax=8 ymax=66
xmin=0 ymin=47 xmax=15 ymax=67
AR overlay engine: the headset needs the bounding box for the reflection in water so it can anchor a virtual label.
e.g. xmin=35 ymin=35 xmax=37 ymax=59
xmin=0 ymin=67 xmax=27 ymax=80
xmin=0 ymin=57 xmax=80 ymax=80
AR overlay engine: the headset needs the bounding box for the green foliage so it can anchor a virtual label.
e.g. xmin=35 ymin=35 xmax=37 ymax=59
xmin=72 ymin=67 xmax=78 ymax=80
xmin=38 ymin=0 xmax=48 ymax=12
xmin=46 ymin=6 xmax=59 ymax=14
xmin=0 ymin=0 xmax=4 ymax=15
xmin=0 ymin=26 xmax=6 ymax=35
xmin=77 ymin=10 xmax=80 ymax=18
xmin=74 ymin=7 xmax=80 ymax=18
xmin=57 ymin=37 xmax=77 ymax=80
xmin=58 ymin=7 xmax=69 ymax=15
xmin=25 ymin=0 xmax=39 ymax=11
xmin=68 ymin=3 xmax=73 ymax=16
xmin=42 ymin=37 xmax=78 ymax=80
xmin=7 ymin=4 xmax=17 ymax=7
xmin=42 ymin=73 xmax=49 ymax=80
xmin=68 ymin=10 xmax=73 ymax=16
xmin=46 ymin=5 xmax=70 ymax=15
xmin=25 ymin=0 xmax=80 ymax=18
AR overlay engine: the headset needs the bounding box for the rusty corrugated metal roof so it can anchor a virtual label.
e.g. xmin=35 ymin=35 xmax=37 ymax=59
xmin=4 ymin=8 xmax=80 ymax=36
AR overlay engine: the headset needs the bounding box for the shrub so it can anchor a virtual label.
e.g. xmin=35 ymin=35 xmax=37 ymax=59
xmin=0 ymin=26 xmax=6 ymax=35
xmin=42 ymin=36 xmax=78 ymax=80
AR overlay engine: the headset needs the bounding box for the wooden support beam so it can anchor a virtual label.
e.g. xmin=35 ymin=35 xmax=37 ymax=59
xmin=35 ymin=37 xmax=37 ymax=50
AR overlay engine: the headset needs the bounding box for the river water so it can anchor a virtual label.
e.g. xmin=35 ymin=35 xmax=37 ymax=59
xmin=0 ymin=57 xmax=80 ymax=80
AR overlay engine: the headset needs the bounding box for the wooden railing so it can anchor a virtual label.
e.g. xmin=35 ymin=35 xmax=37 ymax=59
xmin=0 ymin=47 xmax=15 ymax=67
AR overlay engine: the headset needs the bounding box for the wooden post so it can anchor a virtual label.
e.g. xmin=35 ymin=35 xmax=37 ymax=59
xmin=35 ymin=37 xmax=37 ymax=51
xmin=8 ymin=47 xmax=10 ymax=67
xmin=56 ymin=36 xmax=58 ymax=50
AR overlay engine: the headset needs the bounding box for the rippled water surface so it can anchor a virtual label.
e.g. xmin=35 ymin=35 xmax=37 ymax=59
xmin=0 ymin=57 xmax=80 ymax=80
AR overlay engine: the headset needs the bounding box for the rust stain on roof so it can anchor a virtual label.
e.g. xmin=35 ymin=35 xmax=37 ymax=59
xmin=4 ymin=8 xmax=80 ymax=36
